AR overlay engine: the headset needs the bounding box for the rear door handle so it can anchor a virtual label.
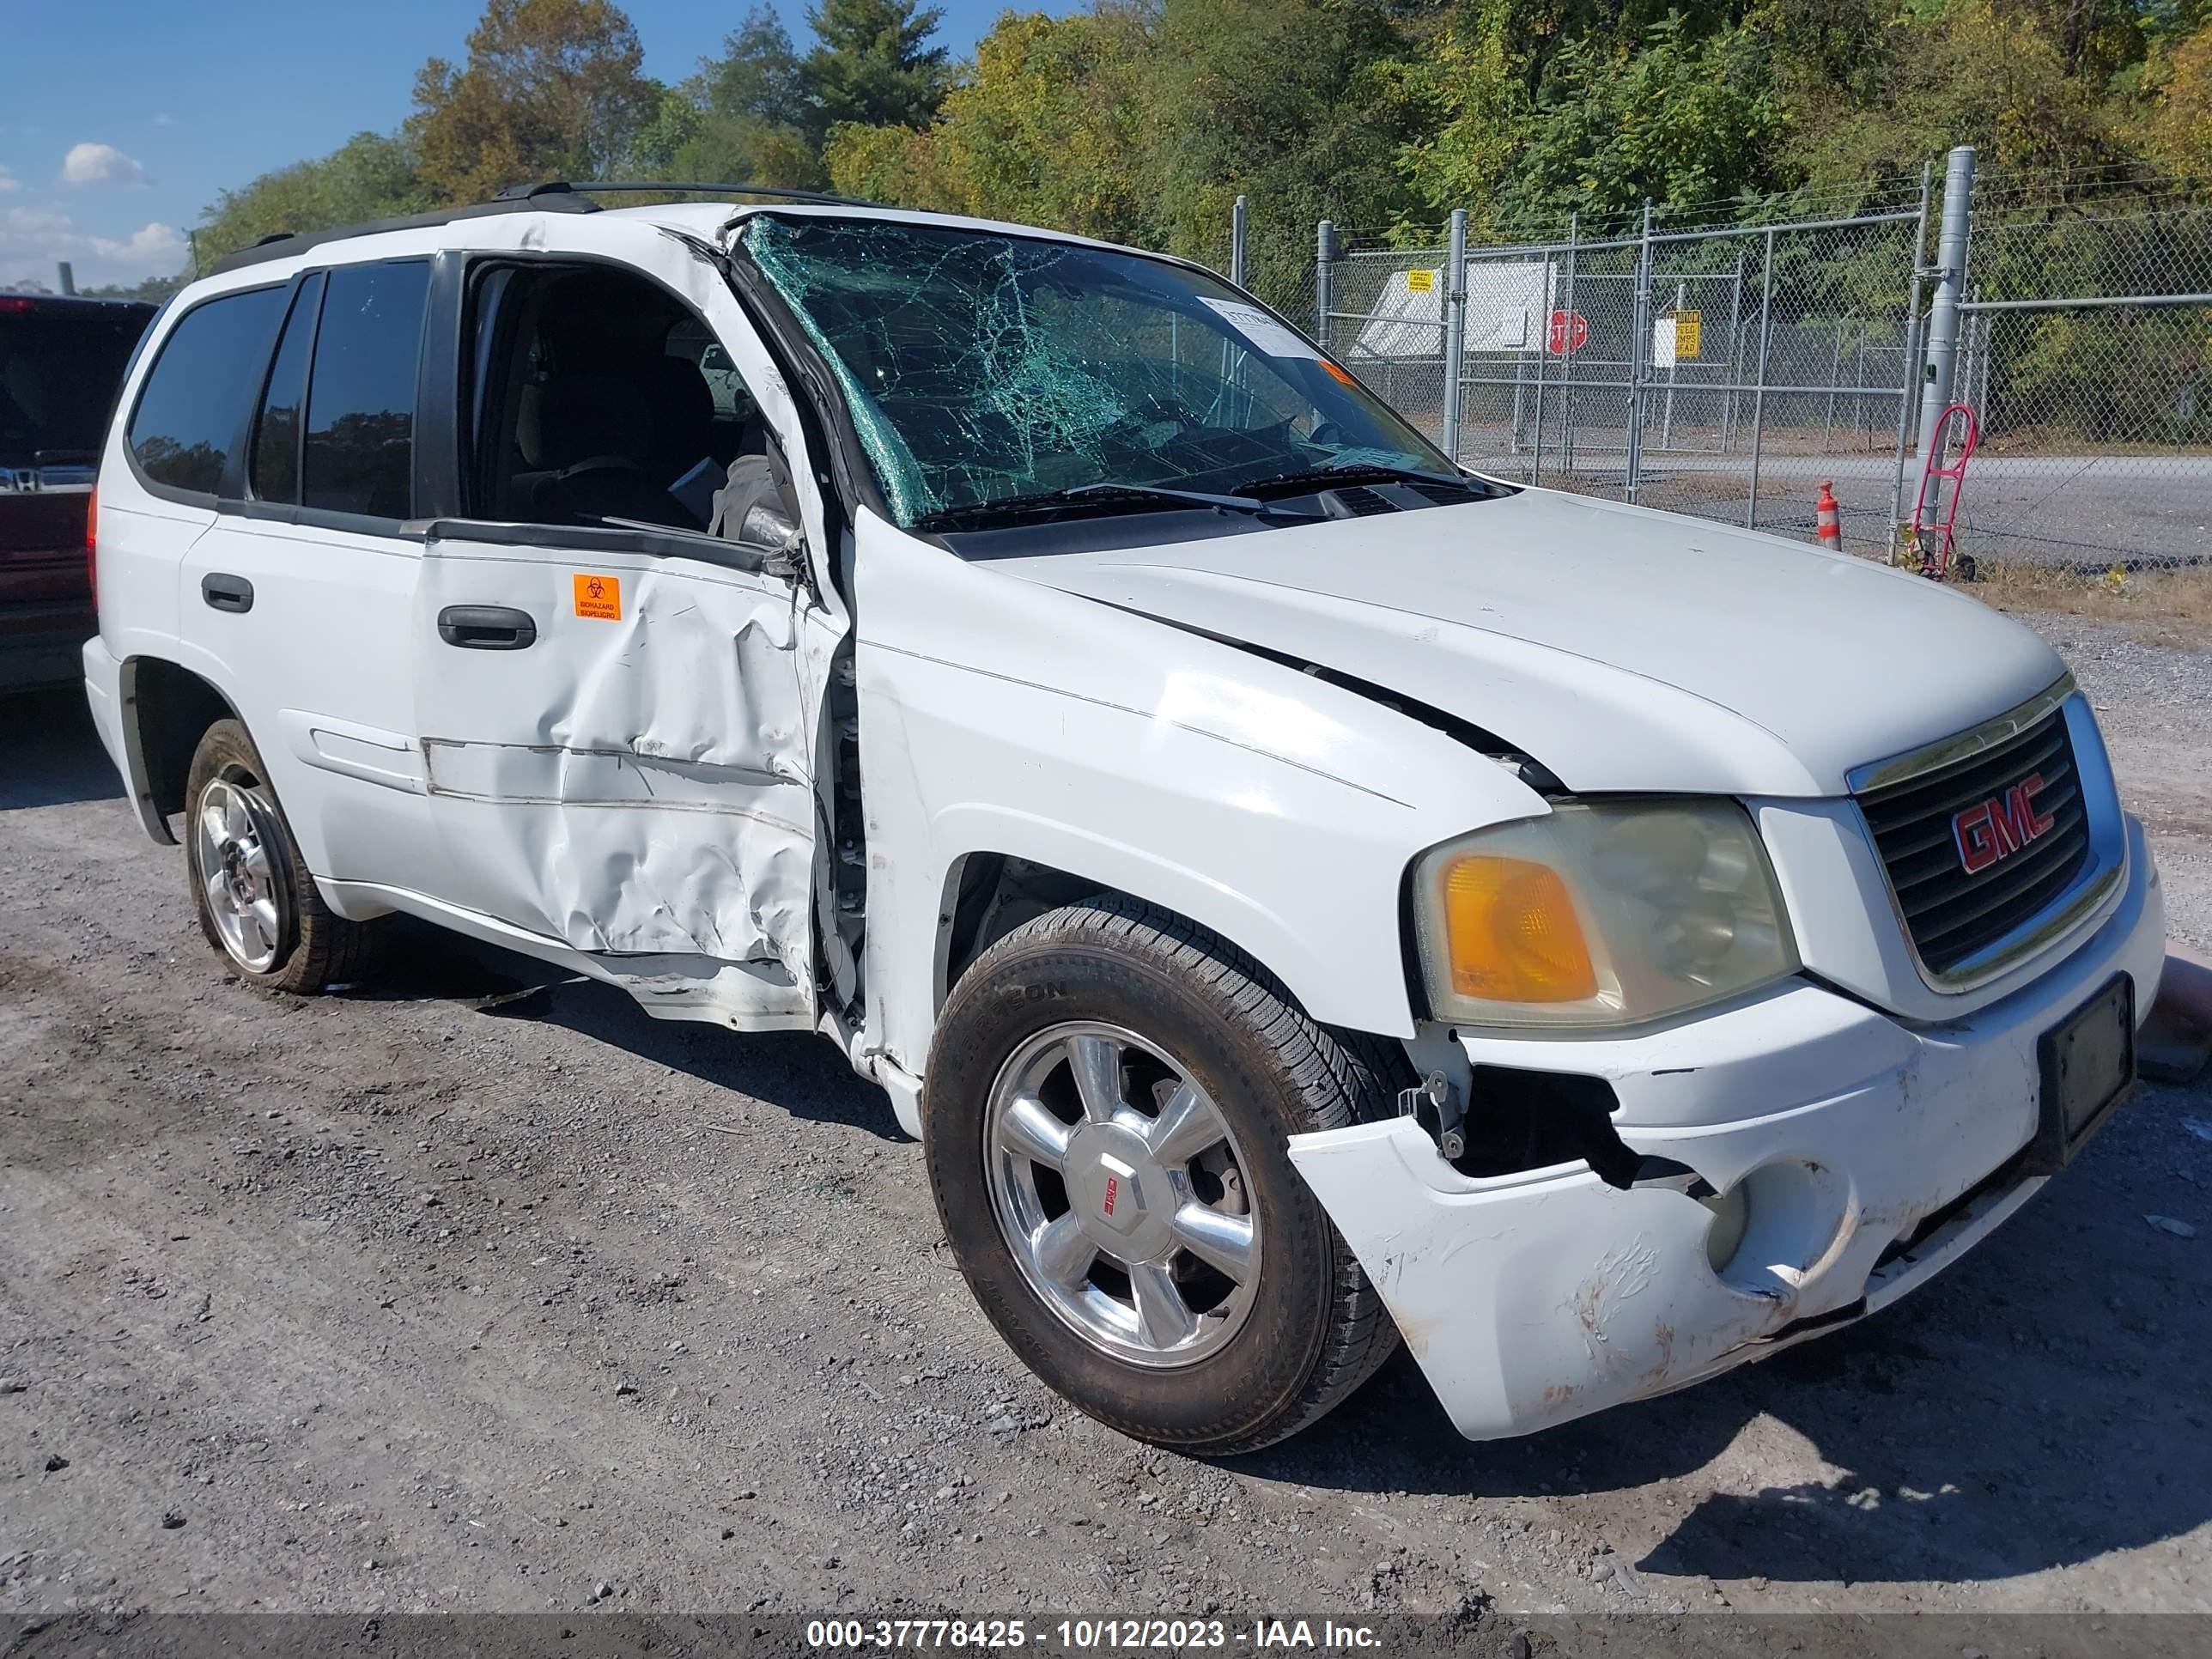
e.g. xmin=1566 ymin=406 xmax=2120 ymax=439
xmin=437 ymin=605 xmax=538 ymax=650
xmin=200 ymin=574 xmax=254 ymax=613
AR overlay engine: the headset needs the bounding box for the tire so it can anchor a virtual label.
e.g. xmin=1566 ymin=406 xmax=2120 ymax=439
xmin=184 ymin=718 xmax=384 ymax=994
xmin=923 ymin=895 xmax=1406 ymax=1455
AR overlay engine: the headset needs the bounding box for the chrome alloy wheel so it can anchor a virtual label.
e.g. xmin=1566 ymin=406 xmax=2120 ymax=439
xmin=192 ymin=776 xmax=286 ymax=975
xmin=984 ymin=1022 xmax=1261 ymax=1368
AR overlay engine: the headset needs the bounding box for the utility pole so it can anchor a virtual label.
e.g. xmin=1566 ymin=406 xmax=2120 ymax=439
xmin=1915 ymin=146 xmax=1977 ymax=477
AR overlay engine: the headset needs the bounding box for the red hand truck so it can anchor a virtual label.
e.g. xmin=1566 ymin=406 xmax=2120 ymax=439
xmin=1911 ymin=402 xmax=1980 ymax=580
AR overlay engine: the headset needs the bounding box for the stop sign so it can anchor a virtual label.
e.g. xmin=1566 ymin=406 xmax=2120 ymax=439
xmin=1546 ymin=309 xmax=1589 ymax=356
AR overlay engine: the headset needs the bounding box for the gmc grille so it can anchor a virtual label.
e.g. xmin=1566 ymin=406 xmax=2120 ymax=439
xmin=1858 ymin=708 xmax=2092 ymax=977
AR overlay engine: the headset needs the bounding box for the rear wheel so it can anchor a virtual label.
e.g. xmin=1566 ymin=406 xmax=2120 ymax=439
xmin=924 ymin=896 xmax=1404 ymax=1454
xmin=185 ymin=719 xmax=383 ymax=994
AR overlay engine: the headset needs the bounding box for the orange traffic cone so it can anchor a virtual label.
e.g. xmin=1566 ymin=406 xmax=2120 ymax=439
xmin=1815 ymin=480 xmax=1842 ymax=552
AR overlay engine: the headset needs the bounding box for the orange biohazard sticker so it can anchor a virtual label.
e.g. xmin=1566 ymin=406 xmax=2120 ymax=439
xmin=572 ymin=573 xmax=622 ymax=620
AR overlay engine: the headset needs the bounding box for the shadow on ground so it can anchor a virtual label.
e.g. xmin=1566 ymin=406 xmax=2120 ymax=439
xmin=1 ymin=685 xmax=124 ymax=811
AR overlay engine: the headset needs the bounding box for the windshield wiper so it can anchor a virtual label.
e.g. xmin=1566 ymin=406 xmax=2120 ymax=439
xmin=1229 ymin=463 xmax=1480 ymax=499
xmin=915 ymin=482 xmax=1316 ymax=532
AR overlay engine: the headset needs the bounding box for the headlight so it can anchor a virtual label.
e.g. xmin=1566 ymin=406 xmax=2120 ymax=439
xmin=1410 ymin=799 xmax=1798 ymax=1028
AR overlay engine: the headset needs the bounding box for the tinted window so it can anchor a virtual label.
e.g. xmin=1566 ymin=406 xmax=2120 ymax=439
xmin=128 ymin=288 xmax=289 ymax=496
xmin=0 ymin=306 xmax=152 ymax=467
xmin=248 ymin=272 xmax=324 ymax=505
xmin=303 ymin=262 xmax=428 ymax=520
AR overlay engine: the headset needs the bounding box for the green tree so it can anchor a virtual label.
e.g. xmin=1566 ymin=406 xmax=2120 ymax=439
xmin=1496 ymin=14 xmax=1781 ymax=232
xmin=195 ymin=131 xmax=431 ymax=264
xmin=826 ymin=7 xmax=1149 ymax=235
xmin=656 ymin=3 xmax=824 ymax=185
xmin=1133 ymin=0 xmax=1428 ymax=289
xmin=410 ymin=0 xmax=663 ymax=201
xmin=801 ymin=0 xmax=950 ymax=137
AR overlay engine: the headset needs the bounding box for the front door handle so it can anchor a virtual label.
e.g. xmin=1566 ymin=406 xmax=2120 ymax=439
xmin=437 ymin=605 xmax=538 ymax=650
xmin=200 ymin=573 xmax=254 ymax=613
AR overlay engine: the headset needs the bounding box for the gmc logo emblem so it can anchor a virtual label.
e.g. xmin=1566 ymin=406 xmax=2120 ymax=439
xmin=1102 ymin=1176 xmax=1120 ymax=1218
xmin=1953 ymin=773 xmax=2056 ymax=874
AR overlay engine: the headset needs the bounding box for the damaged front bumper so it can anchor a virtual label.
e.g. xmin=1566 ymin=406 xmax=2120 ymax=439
xmin=1290 ymin=814 xmax=2166 ymax=1439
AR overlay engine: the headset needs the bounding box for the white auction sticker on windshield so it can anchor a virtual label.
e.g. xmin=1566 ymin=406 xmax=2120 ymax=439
xmin=1199 ymin=297 xmax=1322 ymax=362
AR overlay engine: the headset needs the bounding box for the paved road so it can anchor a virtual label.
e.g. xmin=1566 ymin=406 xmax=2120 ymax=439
xmin=3 ymin=653 xmax=2209 ymax=1622
xmin=1460 ymin=447 xmax=2212 ymax=570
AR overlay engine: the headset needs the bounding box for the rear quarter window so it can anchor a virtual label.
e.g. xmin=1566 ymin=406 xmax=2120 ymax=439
xmin=126 ymin=286 xmax=289 ymax=498
xmin=302 ymin=262 xmax=429 ymax=520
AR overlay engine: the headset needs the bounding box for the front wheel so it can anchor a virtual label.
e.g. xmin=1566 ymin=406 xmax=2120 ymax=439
xmin=923 ymin=896 xmax=1404 ymax=1454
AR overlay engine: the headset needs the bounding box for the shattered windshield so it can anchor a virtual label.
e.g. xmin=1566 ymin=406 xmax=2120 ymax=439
xmin=742 ymin=215 xmax=1450 ymax=529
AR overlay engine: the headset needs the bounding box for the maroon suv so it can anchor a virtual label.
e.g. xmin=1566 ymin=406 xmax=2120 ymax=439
xmin=2 ymin=293 xmax=156 ymax=690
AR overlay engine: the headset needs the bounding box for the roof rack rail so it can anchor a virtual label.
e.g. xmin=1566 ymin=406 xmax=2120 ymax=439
xmin=203 ymin=179 xmax=884 ymax=277
xmin=505 ymin=179 xmax=876 ymax=209
xmin=206 ymin=191 xmax=602 ymax=276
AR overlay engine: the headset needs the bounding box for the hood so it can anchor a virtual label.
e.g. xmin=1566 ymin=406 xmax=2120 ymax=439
xmin=994 ymin=488 xmax=2065 ymax=798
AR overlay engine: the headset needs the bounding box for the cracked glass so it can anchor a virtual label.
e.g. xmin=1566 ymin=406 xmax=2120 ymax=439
xmin=742 ymin=215 xmax=1449 ymax=529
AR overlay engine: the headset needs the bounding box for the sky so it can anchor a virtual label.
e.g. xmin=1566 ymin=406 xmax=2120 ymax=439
xmin=0 ymin=0 xmax=1052 ymax=291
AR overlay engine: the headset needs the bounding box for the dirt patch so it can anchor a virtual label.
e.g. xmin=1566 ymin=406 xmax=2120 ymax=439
xmin=1972 ymin=562 xmax=2212 ymax=647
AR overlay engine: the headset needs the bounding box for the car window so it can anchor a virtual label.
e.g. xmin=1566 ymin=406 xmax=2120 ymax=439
xmin=468 ymin=262 xmax=753 ymax=533
xmin=302 ymin=261 xmax=429 ymax=520
xmin=248 ymin=272 xmax=325 ymax=506
xmin=0 ymin=306 xmax=150 ymax=469
xmin=127 ymin=287 xmax=289 ymax=497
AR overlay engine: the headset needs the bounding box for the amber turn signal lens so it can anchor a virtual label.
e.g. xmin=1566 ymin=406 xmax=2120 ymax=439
xmin=1439 ymin=854 xmax=1598 ymax=1002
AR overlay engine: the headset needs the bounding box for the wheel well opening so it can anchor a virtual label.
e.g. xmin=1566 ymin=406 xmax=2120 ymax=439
xmin=130 ymin=658 xmax=235 ymax=821
xmin=939 ymin=853 xmax=1121 ymax=1008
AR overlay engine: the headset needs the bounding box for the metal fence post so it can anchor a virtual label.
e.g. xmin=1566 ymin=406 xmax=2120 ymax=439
xmin=1231 ymin=194 xmax=1249 ymax=289
xmin=1314 ymin=220 xmax=1334 ymax=349
xmin=1561 ymin=215 xmax=1579 ymax=476
xmin=1887 ymin=161 xmax=1935 ymax=556
xmin=1441 ymin=208 xmax=1468 ymax=463
xmin=1529 ymin=249 xmax=1550 ymax=485
xmin=1626 ymin=202 xmax=1654 ymax=501
xmin=1746 ymin=225 xmax=1776 ymax=529
xmin=1915 ymin=146 xmax=1975 ymax=475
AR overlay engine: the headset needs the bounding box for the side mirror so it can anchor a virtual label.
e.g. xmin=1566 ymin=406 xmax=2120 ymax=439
xmin=700 ymin=343 xmax=734 ymax=373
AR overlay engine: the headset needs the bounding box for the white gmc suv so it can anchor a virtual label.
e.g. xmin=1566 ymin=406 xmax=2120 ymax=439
xmin=82 ymin=185 xmax=2166 ymax=1454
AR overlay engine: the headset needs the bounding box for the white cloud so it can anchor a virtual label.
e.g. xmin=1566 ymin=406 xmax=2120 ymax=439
xmin=0 ymin=166 xmax=18 ymax=194
xmin=152 ymin=114 xmax=176 ymax=129
xmin=62 ymin=142 xmax=149 ymax=187
xmin=90 ymin=222 xmax=183 ymax=264
xmin=0 ymin=206 xmax=186 ymax=288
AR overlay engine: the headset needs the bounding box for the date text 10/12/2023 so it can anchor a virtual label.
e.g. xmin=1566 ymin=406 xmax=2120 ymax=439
xmin=804 ymin=1621 xmax=1386 ymax=1650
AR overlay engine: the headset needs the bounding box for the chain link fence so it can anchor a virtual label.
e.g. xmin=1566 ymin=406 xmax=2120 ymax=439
xmin=1292 ymin=156 xmax=2212 ymax=578
xmin=1948 ymin=201 xmax=2212 ymax=574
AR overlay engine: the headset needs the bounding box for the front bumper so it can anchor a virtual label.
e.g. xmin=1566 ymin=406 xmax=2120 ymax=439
xmin=1289 ymin=814 xmax=2166 ymax=1439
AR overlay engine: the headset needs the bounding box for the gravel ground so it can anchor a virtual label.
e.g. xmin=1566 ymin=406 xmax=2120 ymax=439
xmin=3 ymin=610 xmax=2209 ymax=1622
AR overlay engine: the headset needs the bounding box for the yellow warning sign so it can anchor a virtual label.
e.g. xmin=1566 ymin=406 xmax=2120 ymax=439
xmin=573 ymin=573 xmax=623 ymax=620
xmin=1674 ymin=310 xmax=1702 ymax=359
xmin=1405 ymin=268 xmax=1437 ymax=294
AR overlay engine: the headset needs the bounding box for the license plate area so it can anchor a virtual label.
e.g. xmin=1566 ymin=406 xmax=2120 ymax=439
xmin=2024 ymin=973 xmax=2136 ymax=1175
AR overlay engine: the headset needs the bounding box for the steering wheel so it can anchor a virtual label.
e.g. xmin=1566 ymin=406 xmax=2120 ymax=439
xmin=1103 ymin=395 xmax=1189 ymax=449
xmin=555 ymin=454 xmax=651 ymax=487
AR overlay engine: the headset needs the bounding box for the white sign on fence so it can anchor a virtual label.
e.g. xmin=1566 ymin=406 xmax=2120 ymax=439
xmin=1651 ymin=317 xmax=1680 ymax=368
xmin=1351 ymin=260 xmax=1553 ymax=358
